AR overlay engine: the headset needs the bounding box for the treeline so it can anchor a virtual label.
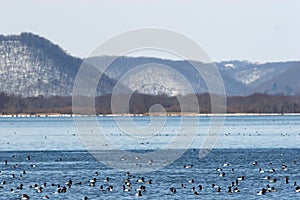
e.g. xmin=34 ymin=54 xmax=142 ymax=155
xmin=0 ymin=92 xmax=300 ymax=115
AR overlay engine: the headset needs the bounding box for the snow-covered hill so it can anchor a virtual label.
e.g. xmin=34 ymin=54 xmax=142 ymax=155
xmin=0 ymin=33 xmax=299 ymax=97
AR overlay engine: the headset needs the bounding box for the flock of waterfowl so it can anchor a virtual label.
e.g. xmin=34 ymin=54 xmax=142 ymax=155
xmin=0 ymin=151 xmax=299 ymax=199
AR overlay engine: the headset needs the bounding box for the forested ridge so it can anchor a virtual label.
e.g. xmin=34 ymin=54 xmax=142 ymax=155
xmin=1 ymin=92 xmax=299 ymax=115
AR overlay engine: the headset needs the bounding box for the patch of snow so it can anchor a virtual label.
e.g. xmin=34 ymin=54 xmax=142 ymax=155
xmin=236 ymin=69 xmax=261 ymax=85
xmin=224 ymin=63 xmax=236 ymax=68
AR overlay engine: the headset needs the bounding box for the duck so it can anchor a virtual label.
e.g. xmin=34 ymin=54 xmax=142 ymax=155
xmin=136 ymin=185 xmax=146 ymax=192
xmin=17 ymin=184 xmax=23 ymax=190
xmin=170 ymin=187 xmax=176 ymax=194
xmin=89 ymin=182 xmax=95 ymax=187
xmin=219 ymin=172 xmax=225 ymax=177
xmin=257 ymin=188 xmax=266 ymax=195
xmin=296 ymin=186 xmax=300 ymax=192
xmin=223 ymin=163 xmax=229 ymax=167
xmin=259 ymin=168 xmax=264 ymax=173
xmin=136 ymin=177 xmax=145 ymax=183
xmin=107 ymin=185 xmax=113 ymax=192
xmin=228 ymin=186 xmax=232 ymax=194
xmin=103 ymin=177 xmax=109 ymax=183
xmin=233 ymin=187 xmax=240 ymax=193
xmin=135 ymin=190 xmax=142 ymax=196
xmin=285 ymin=176 xmax=289 ymax=184
xmin=281 ymin=164 xmax=288 ymax=170
xmin=21 ymin=194 xmax=30 ymax=200
xmin=269 ymin=178 xmax=277 ymax=183
xmin=268 ymin=169 xmax=275 ymax=173
xmin=237 ymin=176 xmax=245 ymax=181
xmin=184 ymin=164 xmax=193 ymax=169
xmin=216 ymin=168 xmax=222 ymax=172
xmin=122 ymin=185 xmax=130 ymax=192
xmin=90 ymin=178 xmax=96 ymax=183
xmin=270 ymin=187 xmax=276 ymax=192
xmin=191 ymin=186 xmax=195 ymax=192
xmin=188 ymin=179 xmax=194 ymax=183
xmin=198 ymin=185 xmax=203 ymax=190
xmin=37 ymin=187 xmax=43 ymax=193
xmin=235 ymin=179 xmax=239 ymax=186
xmin=66 ymin=179 xmax=72 ymax=188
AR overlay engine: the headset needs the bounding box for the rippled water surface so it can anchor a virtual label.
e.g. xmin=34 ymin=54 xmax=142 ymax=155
xmin=0 ymin=115 xmax=299 ymax=199
xmin=0 ymin=149 xmax=299 ymax=200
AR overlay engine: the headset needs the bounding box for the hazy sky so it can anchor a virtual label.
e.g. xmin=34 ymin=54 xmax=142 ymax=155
xmin=1 ymin=0 xmax=299 ymax=62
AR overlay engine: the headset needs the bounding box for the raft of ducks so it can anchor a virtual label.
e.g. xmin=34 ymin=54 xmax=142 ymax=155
xmin=0 ymin=155 xmax=299 ymax=199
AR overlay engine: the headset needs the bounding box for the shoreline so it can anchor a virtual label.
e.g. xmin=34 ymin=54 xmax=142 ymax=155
xmin=1 ymin=112 xmax=300 ymax=118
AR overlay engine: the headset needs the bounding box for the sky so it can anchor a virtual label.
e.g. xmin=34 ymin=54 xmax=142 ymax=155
xmin=0 ymin=0 xmax=299 ymax=62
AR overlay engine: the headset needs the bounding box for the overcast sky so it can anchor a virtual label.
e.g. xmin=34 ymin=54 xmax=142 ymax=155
xmin=1 ymin=0 xmax=299 ymax=62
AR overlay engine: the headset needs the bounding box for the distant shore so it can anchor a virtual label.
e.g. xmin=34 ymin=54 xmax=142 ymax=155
xmin=1 ymin=112 xmax=300 ymax=118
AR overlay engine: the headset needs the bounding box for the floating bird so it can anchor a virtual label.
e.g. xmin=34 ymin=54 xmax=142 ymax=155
xmin=268 ymin=169 xmax=275 ymax=173
xmin=282 ymin=164 xmax=288 ymax=170
xmin=219 ymin=172 xmax=225 ymax=177
xmin=135 ymin=190 xmax=142 ymax=196
xmin=216 ymin=168 xmax=222 ymax=172
xmin=170 ymin=187 xmax=176 ymax=194
xmin=259 ymin=168 xmax=264 ymax=173
xmin=198 ymin=185 xmax=203 ymax=190
xmin=188 ymin=179 xmax=194 ymax=183
xmin=123 ymin=185 xmax=130 ymax=192
xmin=233 ymin=187 xmax=240 ymax=193
xmin=103 ymin=177 xmax=109 ymax=183
xmin=228 ymin=186 xmax=232 ymax=194
xmin=257 ymin=188 xmax=266 ymax=195
xmin=285 ymin=176 xmax=289 ymax=184
xmin=184 ymin=165 xmax=193 ymax=169
xmin=21 ymin=194 xmax=30 ymax=200
xmin=90 ymin=178 xmax=96 ymax=183
xmin=17 ymin=184 xmax=23 ymax=190
xmin=107 ymin=185 xmax=113 ymax=192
